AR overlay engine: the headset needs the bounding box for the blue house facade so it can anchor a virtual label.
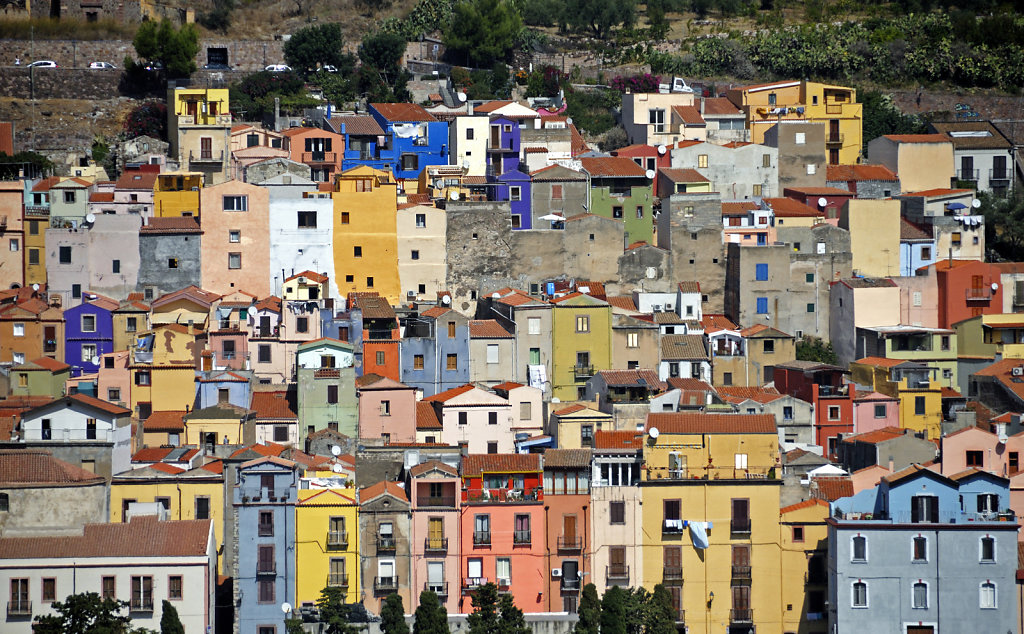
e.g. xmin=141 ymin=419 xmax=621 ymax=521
xmin=368 ymin=103 xmax=449 ymax=182
xmin=195 ymin=369 xmax=252 ymax=409
xmin=399 ymin=307 xmax=470 ymax=397
xmin=899 ymin=219 xmax=936 ymax=277
xmin=487 ymin=116 xmax=521 ymax=176
xmin=496 ymin=169 xmax=533 ymax=230
xmin=330 ymin=115 xmax=389 ymax=172
xmin=828 ymin=466 xmax=1018 ymax=634
xmin=235 ymin=456 xmax=299 ymax=633
xmin=63 ymin=296 xmax=116 ymax=376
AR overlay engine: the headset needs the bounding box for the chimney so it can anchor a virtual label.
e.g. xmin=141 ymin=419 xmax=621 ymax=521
xmin=888 ymin=455 xmax=895 ymax=472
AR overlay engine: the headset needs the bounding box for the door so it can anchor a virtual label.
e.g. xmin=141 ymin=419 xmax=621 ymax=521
xmin=428 ymin=517 xmax=444 ymax=549
xmin=971 ymin=275 xmax=984 ymax=299
xmin=829 ymin=119 xmax=839 ymax=142
xmin=609 ymin=546 xmax=626 ymax=579
xmin=732 ymin=584 xmax=751 ymax=618
xmin=259 ymin=316 xmax=271 ymax=337
xmin=563 ymin=515 xmax=577 ymax=542
xmin=961 ymin=156 xmax=974 ymax=181
xmin=994 ymin=155 xmax=1007 ymax=180
xmin=330 ymin=557 xmax=346 ymax=586
xmin=906 ymin=628 xmax=934 ymax=634
xmin=911 ymin=495 xmax=939 ymax=523
xmin=187 ymin=100 xmax=198 ymax=119
xmin=200 ymin=137 xmax=212 ymax=160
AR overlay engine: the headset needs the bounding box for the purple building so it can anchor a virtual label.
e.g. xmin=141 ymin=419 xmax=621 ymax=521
xmin=63 ymin=294 xmax=118 ymax=376
xmin=496 ymin=169 xmax=533 ymax=229
xmin=488 ymin=116 xmax=521 ymax=177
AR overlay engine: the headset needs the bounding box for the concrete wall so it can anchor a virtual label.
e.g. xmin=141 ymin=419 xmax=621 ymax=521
xmin=0 ymin=39 xmax=284 ymax=73
xmin=0 ymin=482 xmax=107 ymax=536
xmin=137 ymin=230 xmax=202 ymax=298
xmin=658 ymin=192 xmax=725 ymax=312
xmin=268 ymin=195 xmax=338 ymax=299
xmin=764 ymin=121 xmax=827 ymax=191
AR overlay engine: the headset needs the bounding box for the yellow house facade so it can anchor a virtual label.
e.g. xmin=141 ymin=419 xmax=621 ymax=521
xmin=295 ymin=487 xmax=360 ymax=606
xmin=849 ymin=359 xmax=943 ymax=438
xmin=129 ymin=323 xmax=203 ymax=414
xmin=838 ymin=199 xmax=901 ymax=278
xmin=332 ymin=166 xmax=401 ymax=304
xmin=639 ymin=413 xmax=784 ymax=634
xmin=550 ymin=293 xmax=612 ymax=401
xmin=183 ymin=403 xmax=255 ymax=446
xmin=152 ymin=172 xmax=203 ymax=218
xmin=167 ymin=86 xmax=232 ymax=184
xmin=779 ymin=498 xmax=829 ymax=634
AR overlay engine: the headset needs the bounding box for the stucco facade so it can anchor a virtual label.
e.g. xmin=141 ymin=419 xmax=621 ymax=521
xmin=199 ymin=180 xmax=270 ymax=298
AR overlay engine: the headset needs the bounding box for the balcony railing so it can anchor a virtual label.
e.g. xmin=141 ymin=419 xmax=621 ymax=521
xmin=22 ymin=428 xmax=115 ymax=442
xmin=473 ymin=530 xmax=491 ymax=546
xmin=327 ymin=530 xmax=348 ymax=548
xmin=648 ymin=466 xmax=775 ymax=481
xmin=424 ymin=537 xmax=448 ymax=552
xmin=966 ymin=287 xmax=994 ymax=301
xmin=7 ymin=600 xmax=31 ymax=616
xmin=377 ymin=535 xmax=396 ymax=551
xmin=257 ymin=563 xmax=276 ymax=575
xmin=561 ymin=577 xmax=581 ymax=591
xmin=130 ymin=598 xmax=154 ymax=612
xmin=731 ymin=518 xmax=752 ymax=534
xmin=732 ymin=565 xmax=752 ymax=579
xmin=663 ymin=566 xmax=683 ymax=582
xmin=833 ymin=509 xmax=1016 ymax=524
xmin=730 ymin=609 xmax=753 ymax=623
xmin=464 ymin=488 xmax=541 ymax=504
xmin=463 ymin=577 xmax=488 ymax=592
xmin=425 ymin=582 xmax=448 ymax=597
xmin=990 ymin=168 xmax=1011 ymax=182
xmin=558 ymin=536 xmax=582 ymax=550
xmin=366 ymin=328 xmax=395 ymax=341
xmin=674 ymin=609 xmax=685 ymax=624
xmin=417 ymin=495 xmax=457 ymax=507
xmin=606 ymin=565 xmax=629 ymax=583
xmin=826 ymin=132 xmax=844 ymax=145
xmin=825 ymin=104 xmax=845 ymax=115
xmin=302 ymin=152 xmax=338 ymax=164
xmin=374 ymin=576 xmax=398 ymax=593
xmin=188 ymin=150 xmax=225 ymax=163
xmin=513 ymin=530 xmax=532 ymax=545
xmin=958 ymin=168 xmax=980 ymax=181
xmin=573 ymin=364 xmax=595 ymax=380
xmin=43 ymin=340 xmax=57 ymax=353
xmin=24 ymin=204 xmax=49 ymax=216
xmin=1014 ymin=294 xmax=1024 ymax=309
xmin=328 ymin=573 xmax=349 ymax=588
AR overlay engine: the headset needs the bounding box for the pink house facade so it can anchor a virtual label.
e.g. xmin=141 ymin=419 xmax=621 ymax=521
xmin=851 ymin=391 xmax=899 ymax=434
xmin=408 ymin=460 xmax=461 ymax=614
xmin=356 ymin=374 xmax=418 ymax=444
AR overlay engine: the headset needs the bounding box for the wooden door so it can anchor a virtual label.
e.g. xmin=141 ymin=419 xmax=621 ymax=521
xmin=563 ymin=515 xmax=577 ymax=540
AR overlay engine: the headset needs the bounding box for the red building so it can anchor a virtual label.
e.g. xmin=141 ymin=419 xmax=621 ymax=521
xmin=542 ymin=448 xmax=591 ymax=613
xmin=350 ymin=293 xmax=401 ymax=381
xmin=928 ymin=259 xmax=1004 ymax=329
xmin=611 ymin=144 xmax=671 ymax=173
xmin=459 ymin=454 xmax=546 ymax=613
xmin=774 ymin=360 xmax=854 ymax=457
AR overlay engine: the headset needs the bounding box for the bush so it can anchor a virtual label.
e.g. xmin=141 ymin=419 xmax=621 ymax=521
xmin=123 ymin=101 xmax=168 ymax=140
xmin=608 ymin=73 xmax=660 ymax=94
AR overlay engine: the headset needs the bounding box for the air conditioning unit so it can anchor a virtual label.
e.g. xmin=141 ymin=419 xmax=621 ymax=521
xmin=551 ymin=568 xmax=562 ymax=578
xmin=1013 ymin=366 xmax=1024 ymax=377
xmin=498 ymin=578 xmax=511 ymax=587
xmin=298 ymin=277 xmax=307 ymax=284
xmin=652 ymin=304 xmax=662 ymax=312
xmin=407 ymin=291 xmax=416 ymax=299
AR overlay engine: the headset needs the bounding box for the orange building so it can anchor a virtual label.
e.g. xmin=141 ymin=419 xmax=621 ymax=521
xmin=0 ymin=292 xmax=64 ymax=365
xmin=0 ymin=181 xmax=25 ymax=289
xmin=198 ymin=180 xmax=270 ymax=298
xmin=282 ymin=127 xmax=345 ymax=183
xmin=542 ymin=449 xmax=591 ymax=613
xmin=350 ymin=293 xmax=400 ymax=382
xmin=930 ymin=259 xmax=1004 ymax=329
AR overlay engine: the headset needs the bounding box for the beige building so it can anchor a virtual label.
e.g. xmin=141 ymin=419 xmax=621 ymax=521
xmin=867 ymin=134 xmax=954 ymax=193
xmin=547 ymin=403 xmax=613 ymax=449
xmin=611 ymin=312 xmax=661 ymax=371
xmin=167 ymin=86 xmax=232 ymax=185
xmin=468 ymin=319 xmax=515 ymax=387
xmin=839 ymin=198 xmax=901 ymax=277
xmin=199 ymin=180 xmax=270 ymax=298
xmin=396 ymin=203 xmax=446 ymax=302
xmin=620 ymin=91 xmax=701 ymax=146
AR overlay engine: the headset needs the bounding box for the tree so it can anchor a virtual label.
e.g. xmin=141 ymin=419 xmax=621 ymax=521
xmin=132 ymin=19 xmax=200 ymax=78
xmin=467 ymin=583 xmax=500 ymax=634
xmin=860 ymin=90 xmax=926 ymax=156
xmin=284 ymin=23 xmax=353 ymax=75
xmin=413 ymin=590 xmax=448 ymax=634
xmin=497 ymin=593 xmax=529 ymax=634
xmin=33 ymin=592 xmax=138 ymax=634
xmin=0 ymin=150 xmax=53 ymax=180
xmin=159 ymin=600 xmax=185 ymax=634
xmin=563 ymin=0 xmax=636 ymax=40
xmin=316 ymin=586 xmax=358 ymax=634
xmin=646 ymin=585 xmax=677 ymax=634
xmin=444 ymin=0 xmax=522 ymax=68
xmin=123 ymin=101 xmax=168 ymax=140
xmin=600 ymin=586 xmax=627 ymax=634
xmin=575 ymin=584 xmax=601 ymax=634
xmin=621 ymin=588 xmax=652 ymax=634
xmin=381 ymin=594 xmax=410 ymax=634
xmin=358 ymin=31 xmax=411 ymax=102
xmin=981 ymin=192 xmax=1024 ymax=261
xmin=198 ymin=0 xmax=234 ymax=33
xmin=796 ymin=336 xmax=838 ymax=365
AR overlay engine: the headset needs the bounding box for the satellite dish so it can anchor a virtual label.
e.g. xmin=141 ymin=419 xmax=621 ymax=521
xmin=992 ymin=282 xmax=999 ymax=291
xmin=281 ymin=602 xmax=292 ymax=614
xmin=332 ymin=463 xmax=344 ymax=473
xmin=91 ymin=356 xmax=101 ymax=366
xmin=649 ymin=427 xmax=660 ymax=439
xmin=566 ymin=117 xmax=573 ymax=125
xmin=331 ymin=445 xmax=341 ymax=456
xmin=441 ymin=295 xmax=451 ymax=305
xmin=817 ymin=197 xmax=828 ymax=208
xmin=458 ymin=92 xmax=467 ymax=103
xmin=657 ymin=145 xmax=667 ymax=155
xmin=449 ymin=191 xmax=459 ymax=201
xmin=645 ymin=169 xmax=656 ymax=179
xmin=645 ymin=267 xmax=657 ymax=279
xmin=972 ymin=198 xmax=982 ymax=209
xmin=462 ymin=159 xmax=471 ymax=169
xmin=85 ymin=213 xmax=96 ymax=224
xmin=492 ymin=292 xmax=501 ymax=298
xmin=32 ymin=283 xmax=40 ymax=291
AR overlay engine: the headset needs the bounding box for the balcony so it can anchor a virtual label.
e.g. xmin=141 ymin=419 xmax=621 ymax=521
xmin=425 ymin=582 xmax=448 ymax=597
xmin=560 ymin=577 xmax=581 ymax=591
xmin=43 ymin=340 xmax=57 ymax=353
xmin=257 ymin=563 xmax=277 ymax=575
xmin=990 ymin=168 xmax=1011 ymax=182
xmin=464 ymin=487 xmax=541 ymax=504
xmin=826 ymin=132 xmax=844 ymax=146
xmin=366 ymin=328 xmax=395 ymax=341
xmin=966 ymin=287 xmax=994 ymax=301
xmin=663 ymin=566 xmax=683 ymax=583
xmin=513 ymin=530 xmax=532 ymax=545
xmin=328 ymin=573 xmax=349 ymax=588
xmin=302 ymin=152 xmax=339 ymax=164
xmin=188 ymin=150 xmax=225 ymax=164
xmin=377 ymin=535 xmax=396 ymax=551
xmin=730 ymin=609 xmax=753 ymax=624
xmin=674 ymin=609 xmax=685 ymax=624
xmin=573 ymin=364 xmax=595 ymax=381
xmin=327 ymin=530 xmax=348 ymax=548
xmin=557 ymin=536 xmax=582 ymax=551
xmin=473 ymin=530 xmax=491 ymax=546
xmin=424 ymin=537 xmax=448 ymax=553
xmin=833 ymin=509 xmax=1015 ymax=524
xmin=463 ymin=577 xmax=488 ymax=593
xmin=731 ymin=518 xmax=752 ymax=534
xmin=606 ymin=565 xmax=629 ymax=584
xmin=374 ymin=576 xmax=398 ymax=593
xmin=417 ymin=495 xmax=456 ymax=507
xmin=648 ymin=466 xmax=774 ymax=481
xmin=732 ymin=565 xmax=752 ymax=580
xmin=7 ymin=600 xmax=31 ymax=616
xmin=130 ymin=598 xmax=154 ymax=612
xmin=958 ymin=168 xmax=980 ymax=182
xmin=24 ymin=205 xmax=49 ymax=216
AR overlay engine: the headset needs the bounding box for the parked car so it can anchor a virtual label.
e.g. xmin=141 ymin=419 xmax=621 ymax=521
xmin=204 ymin=62 xmax=232 ymax=70
xmin=27 ymin=60 xmax=56 ymax=68
xmin=89 ymin=61 xmax=116 ymax=70
xmin=265 ymin=64 xmax=291 ymax=72
xmin=322 ymin=65 xmax=338 ymax=73
xmin=143 ymin=61 xmax=163 ymax=71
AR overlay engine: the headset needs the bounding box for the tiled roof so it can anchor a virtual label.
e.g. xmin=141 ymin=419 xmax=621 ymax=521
xmin=580 ymin=157 xmax=648 ymax=178
xmin=416 ymin=401 xmax=442 ymax=430
xmin=672 ymin=105 xmax=705 ymax=125
xmin=812 ymin=476 xmax=854 ymax=501
xmin=0 ymin=515 xmax=211 ymax=559
xmin=941 ymin=386 xmax=964 ymax=399
xmin=469 ymin=319 xmax=512 ymax=338
xmin=900 ymin=217 xmax=932 ymax=241
xmin=882 ymin=134 xmax=950 ymax=144
xmin=492 ymin=381 xmax=525 ymax=391
xmin=569 ymin=123 xmax=589 ymax=156
xmin=930 ymin=122 xmax=1011 ymax=149
xmin=473 ymin=100 xmax=514 ymax=113
xmin=552 ymin=403 xmax=588 ymax=416
xmin=900 ymin=188 xmax=972 ymax=198
xmin=881 ymin=463 xmax=946 ymax=485
xmin=422 ymin=384 xmax=476 ymax=403
xmin=702 ymin=97 xmax=742 ymax=116
xmin=593 ymin=430 xmax=643 ymax=450
xmin=606 ymin=295 xmax=638 ymax=311
xmin=826 ymin=164 xmax=899 ymax=182
xmin=721 ymin=201 xmax=759 ymax=215
xmin=285 ymin=270 xmax=328 ymax=283
xmin=32 ymin=176 xmax=60 ymax=192
xmin=116 ymin=171 xmax=158 ymax=190
xmin=784 ymin=186 xmax=853 ymax=196
xmin=780 ymin=498 xmax=830 ymax=514
xmin=371 ymin=103 xmax=437 ymax=122
xmin=330 ymin=115 xmax=386 ymax=136
xmin=462 ymin=453 xmax=541 ymax=475
xmin=543 ymin=448 xmax=591 ymax=468
xmin=409 ymin=460 xmax=458 ymax=478
xmin=949 ymin=467 xmax=1007 ymax=482
xmin=842 ymin=427 xmax=904 ymax=445
xmin=350 ymin=293 xmax=396 ymax=319
xmin=89 ymin=192 xmax=115 ymax=203
xmin=596 ymin=369 xmax=663 ymax=389
xmin=659 ymin=168 xmax=709 ymax=183
xmin=250 ymin=391 xmax=297 ymax=419
xmin=139 ymin=216 xmax=202 ymax=233
xmin=660 ymin=334 xmax=708 ymax=360
xmin=360 ymin=480 xmax=409 ymax=503
xmin=701 ymin=314 xmax=737 ymax=331
xmin=645 ymin=412 xmax=776 ymax=434
xmin=739 ymin=323 xmax=791 ymax=338
xmin=530 ymin=164 xmax=588 ymax=182
xmin=0 ymin=449 xmax=105 ymax=487
xmin=19 ymin=356 xmax=70 ymax=372
xmin=36 ymin=393 xmax=131 ymax=416
xmin=838 ymin=277 xmax=897 ymax=289
xmin=666 ymin=377 xmax=715 ymax=392
xmin=853 ymin=356 xmax=905 ymax=368
xmin=149 ymin=462 xmax=185 ymax=474
xmin=765 ymin=197 xmax=823 ymax=217
xmin=131 ymin=447 xmax=174 ymax=462
xmin=421 ymin=306 xmax=451 ymax=318
xmin=716 ymin=386 xmax=783 ymax=404
xmin=152 ymin=285 xmax=220 ymax=309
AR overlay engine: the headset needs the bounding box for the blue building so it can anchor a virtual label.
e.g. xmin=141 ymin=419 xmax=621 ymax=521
xmin=328 ymin=114 xmax=389 ymax=172
xmin=486 ymin=116 xmax=521 ymax=177
xmin=235 ymin=456 xmax=299 ymax=633
xmin=368 ymin=103 xmax=449 ymax=182
xmin=829 ymin=464 xmax=1018 ymax=634
xmin=194 ymin=369 xmax=253 ymax=409
xmin=496 ymin=169 xmax=533 ymax=230
xmin=399 ymin=305 xmax=470 ymax=397
xmin=899 ymin=217 xmax=936 ymax=276
xmin=63 ymin=295 xmax=117 ymax=376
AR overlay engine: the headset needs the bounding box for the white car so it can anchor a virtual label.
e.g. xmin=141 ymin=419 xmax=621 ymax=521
xmin=89 ymin=61 xmax=116 ymax=70
xmin=28 ymin=60 xmax=56 ymax=68
xmin=265 ymin=64 xmax=291 ymax=72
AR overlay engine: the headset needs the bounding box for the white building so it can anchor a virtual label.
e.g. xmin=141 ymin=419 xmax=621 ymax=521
xmin=267 ymin=191 xmax=339 ymax=300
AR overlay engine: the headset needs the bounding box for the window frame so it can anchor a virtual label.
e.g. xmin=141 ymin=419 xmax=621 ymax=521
xmin=912 ymin=534 xmax=928 ymax=562
xmin=851 ymin=534 xmax=867 ymax=562
xmin=223 ymin=195 xmax=248 ymax=212
xmin=980 ymin=581 xmax=997 ymax=609
xmin=911 ymin=580 xmax=928 ymax=609
xmin=851 ymin=580 xmax=868 ymax=608
xmin=980 ymin=535 xmax=996 ymax=563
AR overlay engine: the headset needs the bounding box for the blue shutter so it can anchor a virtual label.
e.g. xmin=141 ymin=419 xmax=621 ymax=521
xmin=755 ymin=263 xmax=768 ymax=281
xmin=756 ymin=297 xmax=768 ymax=314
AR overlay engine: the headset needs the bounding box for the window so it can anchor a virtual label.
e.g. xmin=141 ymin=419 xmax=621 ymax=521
xmin=136 ymin=371 xmax=151 ymax=386
xmin=752 ymin=184 xmax=762 ymax=197
xmin=366 ymin=276 xmax=374 ymax=288
xmin=10 ymin=578 xmax=28 ymax=612
xmin=609 ymin=500 xmax=625 ymax=524
xmin=966 ymin=450 xmax=983 ymax=467
xmin=852 ymin=581 xmax=867 ymax=607
xmin=980 ymin=581 xmax=996 ymax=609
xmin=131 ymin=575 xmax=153 ymax=611
xmin=806 ymin=163 xmax=816 ymax=175
xmin=341 ymin=211 xmax=350 ymax=224
xmin=62 ymin=189 xmax=76 ymax=203
xmin=580 ymin=424 xmax=593 ymax=447
xmin=8 ymin=238 xmax=17 ymax=252
xmin=168 ymin=575 xmax=183 ymax=600
xmin=353 ymin=245 xmax=363 ymax=258
xmin=223 ymin=195 xmax=248 ymax=211
xmin=873 ymin=403 xmax=886 ymax=418
xmin=259 ymin=510 xmax=274 ymax=536
xmin=380 ymin=400 xmax=391 ymax=416
xmin=510 ymin=186 xmax=521 ymax=201
xmin=722 ymin=372 xmax=733 ymax=386
xmin=327 ymin=385 xmax=338 ymax=404
xmin=228 ymin=252 xmax=241 ymax=269
xmin=126 ymin=317 xmax=137 ymax=332
xmin=59 ymin=246 xmax=72 ymax=263
xmin=108 ymin=388 xmax=120 ymax=401
xmin=792 ymin=526 xmax=804 ymax=542
xmin=636 ymin=206 xmax=644 ymax=219
xmin=296 ymin=317 xmax=308 ymax=333
xmin=756 ymin=297 xmax=768 ymax=314
xmin=411 ymin=250 xmax=420 ymax=260
xmin=258 ymin=578 xmax=275 ymax=604
xmin=297 ymin=211 xmax=317 ymax=228
xmin=486 ymin=344 xmax=499 ymax=364
xmin=375 ymin=350 xmax=386 ymax=366
xmin=447 ymin=354 xmax=458 ymax=370
xmin=102 ymin=576 xmax=115 ymax=600
xmin=575 ymin=315 xmax=590 ymax=333
xmin=913 ymin=535 xmax=927 ymax=562
xmin=415 ymin=213 xmax=427 ymax=228
xmin=755 ymin=263 xmax=768 ymax=281
xmin=488 ymin=411 xmax=498 ymax=425
xmin=852 ymin=535 xmax=867 ymax=561
xmin=458 ymin=411 xmax=468 ymax=426
xmin=526 ymin=317 xmax=541 ymax=335
xmin=912 ymin=581 xmax=927 ymax=609
xmin=731 ymin=498 xmax=750 ymax=533
xmin=28 ymin=248 xmax=39 ymax=265
xmin=981 ymin=536 xmax=996 ymax=562
xmin=345 ymin=275 xmax=354 ymax=283
xmin=81 ymin=314 xmax=97 ymax=333
xmin=915 ymin=396 xmax=925 ymax=415
xmin=258 ymin=344 xmax=271 ymax=363
xmin=41 ymin=577 xmax=55 ymax=602
xmin=612 ymin=206 xmax=623 ymax=219
xmin=762 ymin=153 xmax=771 ymax=168
xmin=698 ymin=154 xmax=708 ymax=168
xmin=413 ymin=354 xmax=424 ymax=370
xmin=195 ymin=496 xmax=210 ymax=519
xmin=627 ymin=332 xmax=639 ymax=348
xmin=911 ymin=495 xmax=938 ymax=523
xmin=12 ymin=323 xmax=23 ymax=337
xmin=828 ymin=405 xmax=840 ymax=420
xmin=401 ymin=154 xmax=420 ymax=172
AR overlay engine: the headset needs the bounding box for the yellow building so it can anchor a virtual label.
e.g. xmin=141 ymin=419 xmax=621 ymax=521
xmin=153 ymin=172 xmax=203 ymax=218
xmin=282 ymin=270 xmax=329 ymax=301
xmin=981 ymin=314 xmax=1024 ymax=359
xmin=640 ymin=412 xmax=783 ymax=634
xmin=295 ymin=487 xmax=360 ymax=606
xmin=109 ymin=462 xmax=225 ymax=571
xmin=332 ymin=166 xmax=401 ymax=304
xmin=167 ymin=86 xmax=232 ymax=184
xmin=838 ymin=199 xmax=901 ymax=278
xmin=129 ymin=323 xmax=204 ymax=414
xmin=726 ymin=80 xmax=863 ymax=165
xmin=183 ymin=403 xmax=255 ymax=446
xmin=779 ymin=498 xmax=829 ymax=634
xmin=849 ymin=358 xmax=943 ymax=438
xmin=550 ymin=293 xmax=613 ymax=401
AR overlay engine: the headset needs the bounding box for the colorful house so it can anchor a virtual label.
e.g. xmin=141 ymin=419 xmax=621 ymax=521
xmin=408 ymin=460 xmax=462 ymax=613
xmin=199 ymin=179 xmax=270 ymax=298
xmin=332 ymin=166 xmax=401 ymax=303
xmin=368 ymin=103 xmax=449 ymax=185
xmin=348 ymin=293 xmax=401 ymax=381
xmin=331 ymin=114 xmax=388 ymax=171
xmin=358 ymin=480 xmax=411 ymax=614
xmin=63 ymin=294 xmax=117 ymax=376
xmin=400 ymin=304 xmax=470 ymax=397
xmin=542 ymin=448 xmax=591 ymax=612
xmin=580 ymin=157 xmax=654 ymax=245
xmin=9 ymin=357 xmax=70 ymax=399
xmin=590 ymin=430 xmax=644 ymax=595
xmin=486 ymin=115 xmax=522 ymax=177
xmin=296 ymin=338 xmax=357 ymax=440
xmin=496 ymin=169 xmax=532 ymax=229
xmin=167 ymin=85 xmax=232 ymax=184
xmin=282 ymin=127 xmax=345 ymax=183
xmin=849 ymin=357 xmax=943 ymax=439
xmin=152 ymin=172 xmax=202 ymax=218
xmin=425 ymin=384 xmax=514 ymax=454
xmin=928 ymin=259 xmax=1004 ymax=330
xmin=129 ymin=323 xmax=203 ymax=417
xmin=550 ymin=292 xmax=613 ymax=401
xmin=775 ymin=360 xmax=853 ymax=456
xmin=355 ymin=374 xmax=417 ymax=445
xmin=295 ymin=485 xmax=360 ymax=606
xmin=0 ymin=295 xmax=65 ymax=366
xmin=779 ymin=499 xmax=830 ymax=634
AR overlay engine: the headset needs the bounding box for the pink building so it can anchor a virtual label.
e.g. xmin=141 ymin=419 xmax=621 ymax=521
xmin=198 ymin=180 xmax=270 ymax=298
xmin=356 ymin=374 xmax=417 ymax=444
xmin=851 ymin=390 xmax=899 ymax=434
xmin=408 ymin=460 xmax=461 ymax=613
xmin=850 ymin=464 xmax=891 ymax=494
xmin=492 ymin=382 xmax=544 ymax=440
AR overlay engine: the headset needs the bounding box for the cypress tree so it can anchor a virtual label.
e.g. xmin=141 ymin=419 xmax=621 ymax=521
xmin=381 ymin=593 xmax=410 ymax=634
xmin=413 ymin=590 xmax=449 ymax=634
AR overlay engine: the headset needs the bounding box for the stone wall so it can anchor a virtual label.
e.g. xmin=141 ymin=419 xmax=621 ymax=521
xmin=0 ymin=38 xmax=284 ymax=72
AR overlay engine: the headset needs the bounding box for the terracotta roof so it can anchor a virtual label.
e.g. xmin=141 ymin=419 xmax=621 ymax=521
xmin=371 ymin=103 xmax=437 ymax=122
xmin=19 ymin=356 xmax=70 ymax=372
xmin=882 ymin=134 xmax=950 ymax=144
xmin=941 ymin=386 xmax=964 ymax=399
xmin=569 ymin=123 xmax=589 ymax=156
xmin=0 ymin=449 xmax=105 ymax=487
xmin=672 ymin=105 xmax=705 ymax=125
xmin=149 ymin=462 xmax=185 ymax=474
xmin=702 ymin=97 xmax=742 ymax=116
xmin=765 ymin=197 xmax=824 ymax=217
xmin=721 ymin=201 xmax=759 ymax=215
xmin=552 ymin=403 xmax=588 ymax=416
xmin=596 ymin=369 xmax=663 ymax=389
xmin=284 ymin=270 xmax=327 ymax=284
xmin=645 ymin=412 xmax=776 ymax=434
xmin=930 ymin=122 xmax=1011 ymax=149
xmin=140 ymin=217 xmax=202 ymax=234
xmin=530 ymin=164 xmax=588 ymax=182
xmin=421 ymin=306 xmax=451 ymax=319
xmin=812 ymin=476 xmax=854 ymax=501
xmin=35 ymin=393 xmax=131 ymax=416
xmin=826 ymin=164 xmax=899 ymax=182
xmin=853 ymin=356 xmax=905 ymax=368
xmin=701 ymin=314 xmax=737 ymax=331
xmin=666 ymin=377 xmax=715 ymax=392
xmin=0 ymin=515 xmax=211 ymax=559
xmin=785 ymin=186 xmax=854 ymax=196
xmin=89 ymin=191 xmax=115 ymax=203
xmin=842 ymin=427 xmax=905 ymax=445
xmin=580 ymin=157 xmax=648 ymax=178
xmin=853 ymin=391 xmax=895 ymax=402
xmin=360 ymin=480 xmax=409 ymax=503
xmin=606 ymin=295 xmax=638 ymax=311
xmin=350 ymin=293 xmax=396 ymax=320
xmin=330 ymin=115 xmax=386 ymax=136
xmin=469 ymin=319 xmax=512 ymax=338
xmin=660 ymin=334 xmax=708 ymax=360
xmin=473 ymin=100 xmax=514 ymax=113
xmin=143 ymin=410 xmax=186 ymax=432
xmin=739 ymin=323 xmax=791 ymax=338
xmin=492 ymin=381 xmax=525 ymax=391
xmin=659 ymin=167 xmax=709 ymax=183
xmin=32 ymin=176 xmax=60 ymax=192
xmin=131 ymin=447 xmax=174 ymax=463
xmin=900 ymin=217 xmax=932 ymax=241
xmin=881 ymin=463 xmax=947 ymax=485
xmin=495 ymin=290 xmax=543 ymax=306
xmin=900 ymin=188 xmax=972 ymax=198
xmin=409 ymin=459 xmax=458 ymax=478
xmin=462 ymin=453 xmax=541 ymax=475
xmin=422 ymin=384 xmax=477 ymax=403
xmin=416 ymin=401 xmax=442 ymax=430
xmin=780 ymin=498 xmax=830 ymax=514
xmin=717 ymin=386 xmax=783 ymax=404
xmin=593 ymin=430 xmax=643 ymax=450
xmin=250 ymin=391 xmax=297 ymax=419
xmin=116 ymin=171 xmax=158 ymax=190
xmin=152 ymin=285 xmax=220 ymax=308
xmin=544 ymin=448 xmax=591 ymax=468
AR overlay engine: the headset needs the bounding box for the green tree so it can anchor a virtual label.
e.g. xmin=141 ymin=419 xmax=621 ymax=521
xmin=646 ymin=585 xmax=676 ymax=634
xmin=563 ymin=0 xmax=635 ymax=39
xmin=33 ymin=592 xmax=137 ymax=634
xmin=132 ymin=19 xmax=199 ymax=78
xmin=600 ymin=586 xmax=627 ymax=634
xmin=467 ymin=583 xmax=500 ymax=634
xmin=198 ymin=0 xmax=234 ymax=33
xmin=316 ymin=586 xmax=358 ymax=634
xmin=284 ymin=23 xmax=353 ymax=75
xmin=285 ymin=618 xmax=307 ymax=634
xmin=123 ymin=101 xmax=168 ymax=141
xmin=796 ymin=336 xmax=838 ymax=365
xmin=444 ymin=0 xmax=522 ymax=67
xmin=622 ymin=588 xmax=652 ymax=634
xmin=159 ymin=600 xmax=185 ymax=634
xmin=981 ymin=192 xmax=1024 ymax=261
xmin=413 ymin=590 xmax=448 ymax=634
xmin=860 ymin=90 xmax=926 ymax=155
xmin=0 ymin=151 xmax=53 ymax=180
xmin=575 ymin=583 xmax=601 ymax=634
xmin=497 ymin=593 xmax=529 ymax=634
xmin=359 ymin=31 xmax=411 ymax=102
xmin=382 ymin=594 xmax=410 ymax=634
